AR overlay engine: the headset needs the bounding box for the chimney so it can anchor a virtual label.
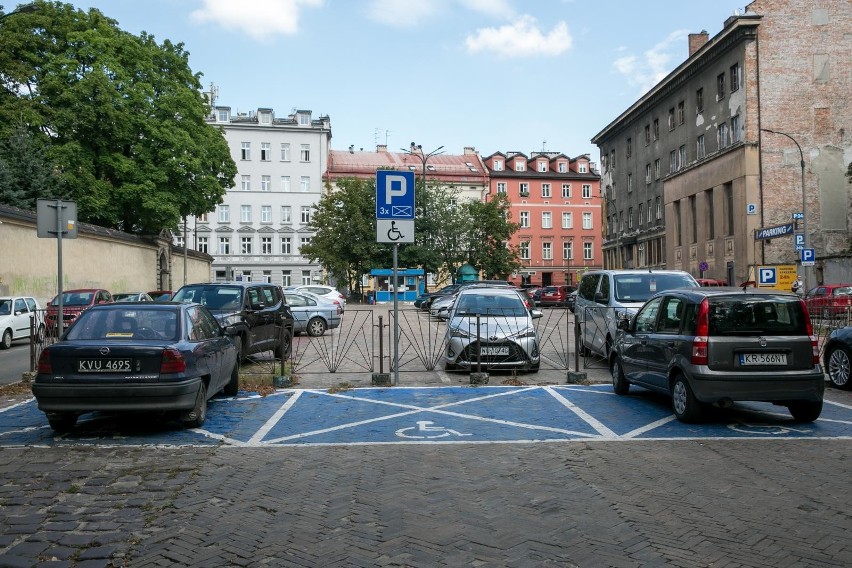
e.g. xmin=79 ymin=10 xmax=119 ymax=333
xmin=376 ymin=144 xmax=387 ymax=152
xmin=463 ymin=146 xmax=478 ymax=155
xmin=688 ymin=30 xmax=709 ymax=57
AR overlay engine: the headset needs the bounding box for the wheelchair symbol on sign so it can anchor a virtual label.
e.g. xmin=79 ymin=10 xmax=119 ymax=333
xmin=387 ymin=221 xmax=404 ymax=241
xmin=727 ymin=422 xmax=810 ymax=435
xmin=395 ymin=420 xmax=472 ymax=439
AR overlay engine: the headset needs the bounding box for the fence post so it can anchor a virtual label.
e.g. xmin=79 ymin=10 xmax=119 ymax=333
xmin=372 ymin=314 xmax=391 ymax=386
xmin=470 ymin=313 xmax=489 ymax=384
xmin=567 ymin=310 xmax=587 ymax=383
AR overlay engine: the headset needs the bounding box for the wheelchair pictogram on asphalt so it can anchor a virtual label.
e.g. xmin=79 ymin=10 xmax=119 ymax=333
xmin=1 ymin=385 xmax=851 ymax=447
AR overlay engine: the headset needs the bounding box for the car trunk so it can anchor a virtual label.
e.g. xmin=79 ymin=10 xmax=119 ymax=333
xmin=44 ymin=341 xmax=170 ymax=381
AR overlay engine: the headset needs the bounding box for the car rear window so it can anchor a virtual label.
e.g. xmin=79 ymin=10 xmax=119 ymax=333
xmin=67 ymin=308 xmax=179 ymax=341
xmin=707 ymin=297 xmax=808 ymax=336
xmin=614 ymin=274 xmax=698 ymax=303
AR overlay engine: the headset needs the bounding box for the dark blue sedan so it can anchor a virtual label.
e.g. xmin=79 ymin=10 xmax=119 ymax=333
xmin=32 ymin=302 xmax=239 ymax=432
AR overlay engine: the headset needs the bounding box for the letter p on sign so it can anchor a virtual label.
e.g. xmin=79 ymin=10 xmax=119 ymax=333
xmin=385 ymin=174 xmax=407 ymax=204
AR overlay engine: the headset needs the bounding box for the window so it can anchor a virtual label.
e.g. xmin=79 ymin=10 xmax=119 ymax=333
xmin=538 ymin=161 xmax=548 ymax=172
xmin=655 ymin=196 xmax=662 ymax=220
xmin=300 ymin=176 xmax=310 ymax=192
xmin=638 ymin=203 xmax=644 ymax=226
xmin=281 ymin=270 xmax=291 ymax=286
xmin=647 ymin=199 xmax=652 ymax=223
xmin=300 ymin=206 xmax=311 ymax=224
xmin=731 ymin=115 xmax=741 ymax=143
xmin=519 ymin=211 xmax=530 ymax=228
xmin=493 ymin=159 xmax=503 ymax=171
xmin=218 ymin=204 xmax=230 ymax=223
xmin=627 ymin=174 xmax=633 ymax=193
xmin=519 ymin=183 xmax=529 ymax=196
xmin=626 ymin=137 xmax=632 ymax=159
xmin=730 ymin=63 xmax=739 ymax=92
xmin=677 ymin=101 xmax=685 ymax=125
xmin=609 ymin=149 xmax=616 ymax=170
xmin=697 ymin=135 xmax=706 ymax=159
xmin=670 ymin=150 xmax=677 ymax=173
xmin=520 ymin=241 xmax=530 ymax=260
xmin=261 ymin=175 xmax=271 ymax=192
xmin=240 ymin=205 xmax=251 ymax=223
xmin=299 ymin=237 xmax=311 ymax=252
xmin=628 ymin=207 xmax=634 ymax=229
xmin=241 ymin=237 xmax=252 ymax=254
xmin=654 ymin=159 xmax=661 ymax=180
xmin=197 ymin=236 xmax=208 ymax=253
xmin=240 ymin=142 xmax=251 ymax=160
xmin=678 ymin=145 xmax=686 ymax=169
xmin=562 ymin=212 xmax=573 ymax=228
xmin=717 ymin=72 xmax=726 ymax=99
xmin=299 ymin=112 xmax=310 ymax=125
xmin=542 ymin=242 xmax=552 ymax=260
xmin=705 ymin=189 xmax=715 ymax=239
xmin=653 ymin=118 xmax=659 ymax=140
xmin=261 ymin=205 xmax=271 ymax=223
xmin=217 ymin=109 xmax=229 ymax=122
xmin=644 ymin=124 xmax=651 ymax=145
xmin=718 ymin=122 xmax=729 ymax=149
xmin=281 ymin=205 xmax=291 ymax=223
xmin=689 ymin=195 xmax=697 ymax=243
xmin=583 ymin=212 xmax=593 ymax=229
xmin=261 ymin=237 xmax=272 ymax=254
xmin=582 ymin=184 xmax=591 ymax=198
xmin=218 ymin=237 xmax=231 ymax=255
xmin=668 ymin=108 xmax=675 ymax=130
xmin=301 ymin=270 xmax=311 ymax=286
xmin=300 ymin=144 xmax=310 ymax=162
xmin=280 ymin=143 xmax=290 ymax=161
xmin=563 ymin=241 xmax=573 ymax=260
xmin=262 ymin=270 xmax=272 ymax=283
xmin=515 ymin=160 xmax=525 ymax=172
xmin=558 ymin=162 xmax=567 ymax=173
xmin=542 ymin=211 xmax=552 ymax=229
xmin=674 ymin=201 xmax=681 ymax=246
xmin=281 ymin=237 xmax=292 ymax=254
xmin=696 ymin=88 xmax=704 ymax=114
xmin=281 ymin=176 xmax=291 ymax=192
xmin=562 ymin=184 xmax=571 ymax=198
xmin=725 ymin=182 xmax=734 ymax=236
xmin=645 ymin=163 xmax=652 ymax=184
xmin=175 ymin=235 xmax=184 ymax=248
xmin=197 ymin=212 xmax=208 ymax=223
xmin=241 ymin=175 xmax=250 ymax=191
xmin=261 ymin=142 xmax=271 ymax=161
xmin=578 ymin=163 xmax=587 ymax=173
xmin=583 ymin=242 xmax=593 ymax=260
xmin=541 ymin=183 xmax=551 ymax=198
xmin=496 ymin=182 xmax=507 ymax=194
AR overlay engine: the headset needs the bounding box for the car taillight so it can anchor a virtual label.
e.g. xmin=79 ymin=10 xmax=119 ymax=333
xmin=160 ymin=348 xmax=186 ymax=373
xmin=691 ymin=298 xmax=709 ymax=365
xmin=799 ymin=299 xmax=820 ymax=364
xmin=37 ymin=350 xmax=52 ymax=374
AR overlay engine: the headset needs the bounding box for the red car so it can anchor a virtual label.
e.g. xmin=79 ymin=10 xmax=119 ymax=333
xmin=539 ymin=285 xmax=576 ymax=307
xmin=45 ymin=288 xmax=113 ymax=332
xmin=804 ymin=284 xmax=852 ymax=319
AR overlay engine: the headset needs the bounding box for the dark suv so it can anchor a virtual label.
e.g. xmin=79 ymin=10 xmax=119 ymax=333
xmin=610 ymin=287 xmax=824 ymax=423
xmin=171 ymin=282 xmax=294 ymax=360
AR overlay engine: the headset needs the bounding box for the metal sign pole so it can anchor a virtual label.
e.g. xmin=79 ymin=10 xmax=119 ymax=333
xmin=55 ymin=199 xmax=64 ymax=337
xmin=392 ymin=243 xmax=399 ymax=386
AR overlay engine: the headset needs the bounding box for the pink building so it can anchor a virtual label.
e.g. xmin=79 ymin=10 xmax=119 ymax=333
xmin=483 ymin=152 xmax=603 ymax=288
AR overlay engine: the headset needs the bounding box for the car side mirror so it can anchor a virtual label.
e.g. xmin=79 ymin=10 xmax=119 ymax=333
xmin=617 ymin=317 xmax=631 ymax=331
xmin=530 ymin=309 xmax=543 ymax=319
xmin=223 ymin=324 xmax=239 ymax=336
xmin=594 ymin=292 xmax=608 ymax=304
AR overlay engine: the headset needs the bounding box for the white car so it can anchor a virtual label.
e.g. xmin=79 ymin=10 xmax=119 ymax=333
xmin=0 ymin=296 xmax=43 ymax=348
xmin=294 ymin=285 xmax=347 ymax=310
xmin=430 ymin=293 xmax=459 ymax=319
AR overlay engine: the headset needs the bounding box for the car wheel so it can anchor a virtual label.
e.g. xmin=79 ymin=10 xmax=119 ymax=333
xmin=826 ymin=345 xmax=851 ymax=390
xmin=788 ymin=400 xmax=822 ymax=422
xmin=671 ymin=374 xmax=701 ymax=423
xmin=306 ymin=317 xmax=327 ymax=337
xmin=0 ymin=329 xmax=11 ymax=350
xmin=274 ymin=327 xmax=293 ymax=360
xmin=223 ymin=357 xmax=240 ymax=396
xmin=611 ymin=358 xmax=630 ymax=395
xmin=182 ymin=382 xmax=207 ymax=428
xmin=47 ymin=412 xmax=77 ymax=432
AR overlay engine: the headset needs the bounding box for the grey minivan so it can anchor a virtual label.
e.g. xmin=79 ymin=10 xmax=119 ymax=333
xmin=610 ymin=287 xmax=824 ymax=422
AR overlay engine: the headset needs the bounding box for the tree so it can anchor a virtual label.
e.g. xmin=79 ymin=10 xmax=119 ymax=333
xmin=0 ymin=1 xmax=235 ymax=233
xmin=465 ymin=193 xmax=522 ymax=279
xmin=300 ymin=178 xmax=391 ymax=299
xmin=0 ymin=127 xmax=66 ymax=209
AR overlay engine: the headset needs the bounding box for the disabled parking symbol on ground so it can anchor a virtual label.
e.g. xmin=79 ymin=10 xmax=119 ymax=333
xmin=395 ymin=420 xmax=472 ymax=439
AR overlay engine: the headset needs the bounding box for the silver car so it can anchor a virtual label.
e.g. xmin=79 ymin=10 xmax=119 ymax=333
xmin=283 ymin=291 xmax=342 ymax=336
xmin=444 ymin=288 xmax=542 ymax=372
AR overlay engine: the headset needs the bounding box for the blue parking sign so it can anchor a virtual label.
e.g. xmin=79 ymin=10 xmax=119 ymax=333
xmin=801 ymin=248 xmax=815 ymax=265
xmin=376 ymin=171 xmax=415 ymax=220
xmin=758 ymin=267 xmax=777 ymax=286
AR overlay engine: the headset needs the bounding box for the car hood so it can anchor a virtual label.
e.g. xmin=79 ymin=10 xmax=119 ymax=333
xmin=448 ymin=316 xmax=533 ymax=338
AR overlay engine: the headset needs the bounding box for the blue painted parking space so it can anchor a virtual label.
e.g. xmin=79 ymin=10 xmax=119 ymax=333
xmin=1 ymin=385 xmax=851 ymax=447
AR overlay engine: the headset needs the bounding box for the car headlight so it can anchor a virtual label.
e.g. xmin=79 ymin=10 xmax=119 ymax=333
xmin=510 ymin=327 xmax=537 ymax=339
xmin=450 ymin=326 xmax=473 ymax=339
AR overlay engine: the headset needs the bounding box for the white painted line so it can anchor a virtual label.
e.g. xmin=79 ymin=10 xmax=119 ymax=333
xmin=264 ymin=409 xmax=422 ymax=444
xmin=825 ymin=398 xmax=852 ymax=410
xmin=544 ymin=385 xmax=618 ymax=438
xmin=621 ymin=415 xmax=677 ymax=439
xmin=0 ymin=397 xmax=35 ymax=413
xmin=248 ymin=390 xmax=303 ymax=445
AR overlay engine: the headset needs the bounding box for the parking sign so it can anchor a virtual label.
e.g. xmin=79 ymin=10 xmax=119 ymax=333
xmin=376 ymin=171 xmax=415 ymax=220
xmin=801 ymin=248 xmax=815 ymax=266
xmin=758 ymin=267 xmax=777 ymax=286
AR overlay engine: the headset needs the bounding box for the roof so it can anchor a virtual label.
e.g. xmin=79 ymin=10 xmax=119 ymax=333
xmin=327 ymin=149 xmax=489 ymax=184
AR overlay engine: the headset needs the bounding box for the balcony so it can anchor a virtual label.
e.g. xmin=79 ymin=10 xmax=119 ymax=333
xmin=519 ymin=191 xmax=530 ymax=197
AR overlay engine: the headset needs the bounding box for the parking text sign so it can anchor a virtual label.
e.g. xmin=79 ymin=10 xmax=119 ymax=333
xmin=376 ymin=171 xmax=415 ymax=220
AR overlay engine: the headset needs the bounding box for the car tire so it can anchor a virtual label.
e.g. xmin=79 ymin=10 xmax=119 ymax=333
xmin=223 ymin=357 xmax=240 ymax=396
xmin=788 ymin=400 xmax=822 ymax=422
xmin=274 ymin=327 xmax=293 ymax=360
xmin=182 ymin=382 xmax=207 ymax=428
xmin=306 ymin=317 xmax=327 ymax=337
xmin=826 ymin=344 xmax=851 ymax=390
xmin=611 ymin=358 xmax=630 ymax=395
xmin=0 ymin=329 xmax=11 ymax=350
xmin=671 ymin=374 xmax=701 ymax=423
xmin=47 ymin=412 xmax=77 ymax=432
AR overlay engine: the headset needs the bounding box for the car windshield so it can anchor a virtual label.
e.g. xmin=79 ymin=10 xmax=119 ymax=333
xmin=173 ymin=286 xmax=242 ymax=310
xmin=832 ymin=287 xmax=852 ymax=296
xmin=113 ymin=294 xmax=138 ymax=301
xmin=66 ymin=307 xmax=180 ymax=341
xmin=614 ymin=274 xmax=698 ymax=303
xmin=51 ymin=292 xmax=94 ymax=306
xmin=0 ymin=300 xmax=10 ymax=315
xmin=454 ymin=294 xmax=527 ymax=317
xmin=708 ymin=297 xmax=808 ymax=335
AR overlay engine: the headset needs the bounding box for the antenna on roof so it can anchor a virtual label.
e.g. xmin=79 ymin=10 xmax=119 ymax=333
xmin=374 ymin=128 xmax=391 ymax=145
xmin=542 ymin=139 xmax=547 ymax=152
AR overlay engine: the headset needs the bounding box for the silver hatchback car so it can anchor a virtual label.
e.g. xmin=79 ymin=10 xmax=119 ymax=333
xmin=444 ymin=288 xmax=542 ymax=372
xmin=610 ymin=287 xmax=824 ymax=422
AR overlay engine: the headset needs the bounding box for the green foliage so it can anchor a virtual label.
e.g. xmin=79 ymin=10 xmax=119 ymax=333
xmin=0 ymin=1 xmax=235 ymax=233
xmin=0 ymin=127 xmax=67 ymax=209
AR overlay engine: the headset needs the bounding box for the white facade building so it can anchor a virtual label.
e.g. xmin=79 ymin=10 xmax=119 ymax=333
xmin=180 ymin=106 xmax=331 ymax=286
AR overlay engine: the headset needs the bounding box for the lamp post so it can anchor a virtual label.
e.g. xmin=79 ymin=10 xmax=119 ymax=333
xmin=761 ymin=128 xmax=808 ymax=292
xmin=401 ymin=142 xmax=444 ymax=292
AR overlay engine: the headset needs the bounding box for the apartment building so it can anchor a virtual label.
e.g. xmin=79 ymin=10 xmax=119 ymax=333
xmin=592 ymin=0 xmax=851 ymax=286
xmin=180 ymin=105 xmax=331 ymax=286
xmin=483 ymin=152 xmax=602 ymax=288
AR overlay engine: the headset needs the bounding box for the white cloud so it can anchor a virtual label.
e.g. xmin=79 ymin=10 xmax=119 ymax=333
xmin=190 ymin=0 xmax=324 ymax=41
xmin=465 ymin=15 xmax=572 ymax=57
xmin=612 ymin=29 xmax=690 ymax=93
xmin=459 ymin=0 xmax=514 ymax=19
xmin=365 ymin=0 xmax=440 ymax=27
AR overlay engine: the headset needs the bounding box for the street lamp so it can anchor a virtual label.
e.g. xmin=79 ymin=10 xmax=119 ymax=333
xmin=401 ymin=142 xmax=444 ymax=292
xmin=761 ymin=128 xmax=808 ymax=292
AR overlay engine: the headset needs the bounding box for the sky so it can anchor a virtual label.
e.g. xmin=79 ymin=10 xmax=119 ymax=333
xmin=59 ymin=0 xmax=750 ymax=162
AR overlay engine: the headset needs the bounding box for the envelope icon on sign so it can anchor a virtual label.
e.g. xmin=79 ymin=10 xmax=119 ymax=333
xmin=392 ymin=205 xmax=412 ymax=216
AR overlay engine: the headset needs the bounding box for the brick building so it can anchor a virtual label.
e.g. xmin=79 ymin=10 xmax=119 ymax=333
xmin=592 ymin=0 xmax=851 ymax=287
xmin=482 ymin=152 xmax=602 ymax=288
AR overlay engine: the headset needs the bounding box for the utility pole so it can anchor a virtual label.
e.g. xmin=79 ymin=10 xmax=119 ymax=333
xmin=401 ymin=142 xmax=444 ymax=292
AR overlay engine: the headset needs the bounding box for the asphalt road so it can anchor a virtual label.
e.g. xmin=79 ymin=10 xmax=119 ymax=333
xmin=0 ymin=339 xmax=32 ymax=385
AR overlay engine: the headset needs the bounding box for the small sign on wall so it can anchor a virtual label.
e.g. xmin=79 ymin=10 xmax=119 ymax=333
xmin=746 ymin=203 xmax=757 ymax=215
